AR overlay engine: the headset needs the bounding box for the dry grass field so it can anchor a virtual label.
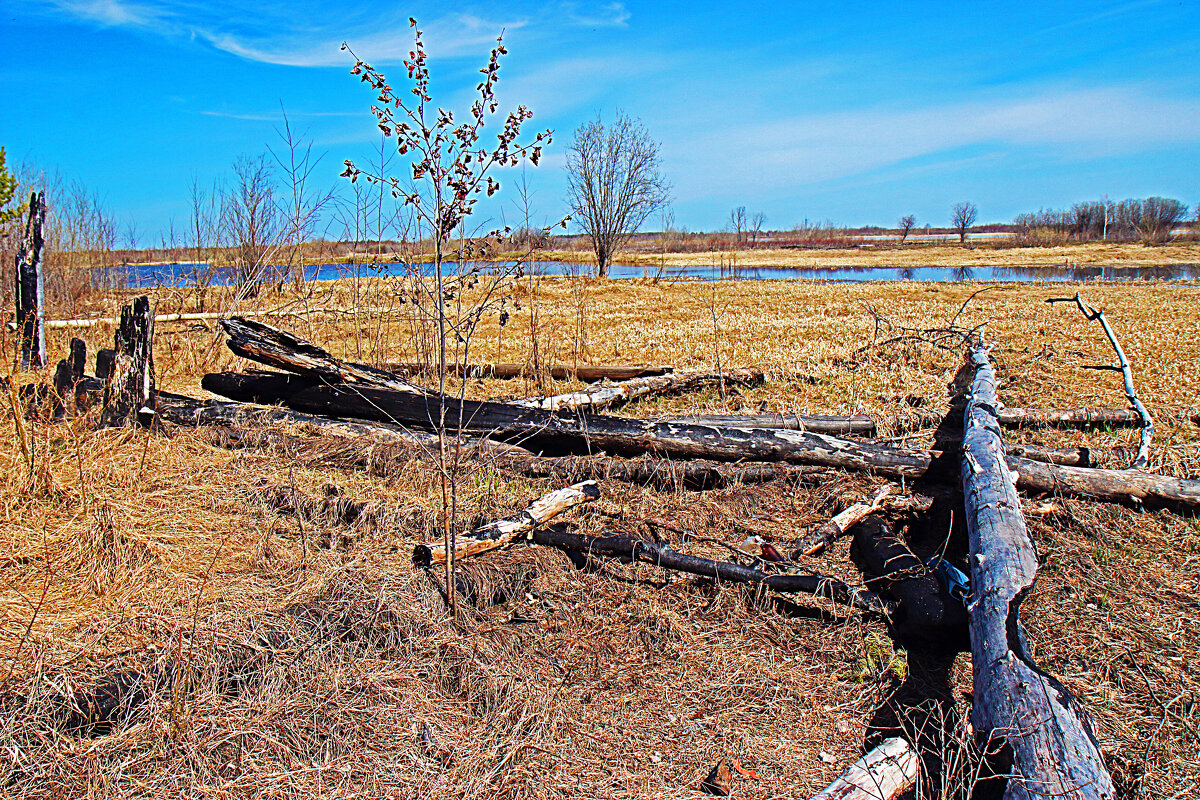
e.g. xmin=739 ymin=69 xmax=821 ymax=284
xmin=2 ymin=267 xmax=1199 ymax=798
xmin=617 ymin=241 xmax=1200 ymax=269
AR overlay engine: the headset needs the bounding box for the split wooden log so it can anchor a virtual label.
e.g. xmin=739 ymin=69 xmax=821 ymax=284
xmin=663 ymin=412 xmax=876 ymax=435
xmin=219 ymin=317 xmax=421 ymax=393
xmin=1047 ymin=293 xmax=1154 ymax=468
xmin=514 ymin=369 xmax=755 ymax=413
xmin=379 ymin=362 xmax=671 ymax=381
xmin=790 ymin=486 xmax=892 ymax=557
xmin=201 ymin=372 xmax=1200 ymax=511
xmin=962 ymin=345 xmax=1115 ymax=800
xmin=14 ymin=191 xmax=46 ymax=369
xmin=808 ymin=738 xmax=919 ymax=800
xmin=99 ymin=297 xmax=157 ymax=428
xmin=412 ymin=480 xmax=601 ymax=568
xmin=527 ymin=526 xmax=892 ymax=616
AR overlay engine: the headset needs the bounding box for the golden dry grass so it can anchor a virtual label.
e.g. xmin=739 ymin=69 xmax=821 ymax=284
xmin=2 ymin=269 xmax=1199 ymax=798
xmin=623 ymin=240 xmax=1200 ymax=269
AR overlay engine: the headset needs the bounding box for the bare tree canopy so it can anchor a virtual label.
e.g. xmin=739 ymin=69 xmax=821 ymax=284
xmin=729 ymin=206 xmax=747 ymax=243
xmin=897 ymin=214 xmax=916 ymax=243
xmin=951 ymin=201 xmax=977 ymax=245
xmin=565 ymin=112 xmax=670 ymax=277
xmin=750 ymin=211 xmax=767 ymax=246
xmin=224 ymin=153 xmax=279 ymax=292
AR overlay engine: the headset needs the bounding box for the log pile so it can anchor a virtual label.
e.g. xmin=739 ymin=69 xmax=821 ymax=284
xmin=25 ymin=293 xmax=1191 ymax=798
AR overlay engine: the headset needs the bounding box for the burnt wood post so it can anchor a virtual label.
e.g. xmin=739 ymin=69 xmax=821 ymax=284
xmin=100 ymin=296 xmax=156 ymax=427
xmin=962 ymin=344 xmax=1114 ymax=799
xmin=14 ymin=191 xmax=46 ymax=369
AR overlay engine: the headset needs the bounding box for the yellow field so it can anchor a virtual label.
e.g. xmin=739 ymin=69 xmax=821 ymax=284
xmin=2 ymin=272 xmax=1198 ymax=798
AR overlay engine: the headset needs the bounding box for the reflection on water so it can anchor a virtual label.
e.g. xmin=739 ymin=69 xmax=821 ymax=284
xmin=116 ymin=259 xmax=1200 ymax=288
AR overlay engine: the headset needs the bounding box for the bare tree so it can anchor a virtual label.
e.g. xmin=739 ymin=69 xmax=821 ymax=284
xmin=270 ymin=109 xmax=335 ymax=289
xmin=565 ymin=111 xmax=670 ymax=277
xmin=750 ymin=211 xmax=767 ymax=247
xmin=897 ymin=214 xmax=916 ymax=244
xmin=223 ymin=153 xmax=280 ymax=293
xmin=951 ymin=202 xmax=978 ymax=245
xmin=729 ymin=206 xmax=747 ymax=244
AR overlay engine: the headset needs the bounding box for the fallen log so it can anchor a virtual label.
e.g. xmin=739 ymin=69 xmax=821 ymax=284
xmin=850 ymin=515 xmax=968 ymax=645
xmin=514 ymin=369 xmax=756 ymax=413
xmin=527 ymin=526 xmax=892 ymax=616
xmin=99 ymin=297 xmax=156 ymax=428
xmin=412 ymin=481 xmax=601 ymax=568
xmin=14 ymin=306 xmax=347 ymax=330
xmin=962 ymin=345 xmax=1114 ymax=799
xmin=503 ymin=454 xmax=830 ymax=491
xmin=998 ymin=407 xmax=1141 ymax=428
xmin=667 ymin=408 xmax=1144 ymax=432
xmin=201 ymin=371 xmax=1200 ymax=511
xmin=219 ymin=317 xmax=421 ymax=393
xmin=14 ymin=191 xmax=46 ymax=369
xmin=667 ymin=416 xmax=1125 ymax=467
xmin=808 ymin=738 xmax=919 ymax=800
xmin=790 ymin=486 xmax=892 ymax=557
xmin=379 ymin=362 xmax=672 ymax=381
xmin=662 ymin=413 xmax=876 ymax=436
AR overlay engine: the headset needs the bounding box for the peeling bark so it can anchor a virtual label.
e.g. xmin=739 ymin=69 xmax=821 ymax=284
xmin=962 ymin=345 xmax=1114 ymax=800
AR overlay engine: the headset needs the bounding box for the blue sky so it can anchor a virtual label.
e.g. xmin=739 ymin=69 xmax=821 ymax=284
xmin=2 ymin=0 xmax=1198 ymax=243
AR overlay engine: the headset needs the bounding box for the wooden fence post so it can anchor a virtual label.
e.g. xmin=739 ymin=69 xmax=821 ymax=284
xmin=14 ymin=191 xmax=46 ymax=369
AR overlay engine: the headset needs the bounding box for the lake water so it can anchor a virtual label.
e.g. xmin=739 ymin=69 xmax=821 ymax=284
xmin=120 ymin=259 xmax=1200 ymax=288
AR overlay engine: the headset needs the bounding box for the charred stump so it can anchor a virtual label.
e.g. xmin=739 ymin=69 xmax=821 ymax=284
xmin=14 ymin=191 xmax=46 ymax=369
xmin=99 ymin=297 xmax=156 ymax=428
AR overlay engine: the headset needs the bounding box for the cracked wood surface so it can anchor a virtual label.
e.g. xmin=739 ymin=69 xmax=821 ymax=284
xmin=962 ymin=345 xmax=1114 ymax=800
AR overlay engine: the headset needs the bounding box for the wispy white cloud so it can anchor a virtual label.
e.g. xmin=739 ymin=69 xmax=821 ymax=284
xmin=199 ymin=109 xmax=361 ymax=121
xmin=671 ymin=85 xmax=1200 ymax=196
xmin=50 ymin=0 xmax=168 ymax=28
xmin=560 ymin=1 xmax=630 ymax=28
xmin=40 ymin=0 xmax=525 ymax=67
xmin=199 ymin=13 xmax=526 ymax=68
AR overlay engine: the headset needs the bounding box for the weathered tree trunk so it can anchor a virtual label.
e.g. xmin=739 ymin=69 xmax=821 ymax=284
xmin=219 ymin=317 xmax=421 ymax=393
xmin=528 ymin=526 xmax=892 ymax=615
xmin=14 ymin=191 xmax=46 ymax=369
xmin=663 ymin=412 xmax=876 ymax=435
xmin=961 ymin=345 xmax=1114 ymax=800
xmin=412 ymin=481 xmax=600 ymax=567
xmin=379 ymin=362 xmax=671 ymax=381
xmin=807 ymin=738 xmax=919 ymax=800
xmin=99 ymin=297 xmax=157 ymax=428
xmin=514 ymin=369 xmax=758 ymax=413
xmin=201 ymin=371 xmax=1200 ymax=511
